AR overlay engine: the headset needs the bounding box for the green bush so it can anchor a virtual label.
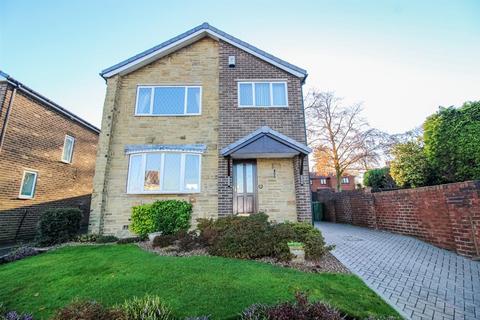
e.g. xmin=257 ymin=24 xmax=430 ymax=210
xmin=52 ymin=300 xmax=125 ymax=320
xmin=95 ymin=235 xmax=119 ymax=243
xmin=117 ymin=236 xmax=143 ymax=245
xmin=197 ymin=214 xmax=330 ymax=261
xmin=36 ymin=208 xmax=83 ymax=246
xmin=363 ymin=168 xmax=396 ymax=190
xmin=424 ymin=102 xmax=480 ymax=184
xmin=119 ymin=295 xmax=173 ymax=320
xmin=130 ymin=200 xmax=192 ymax=236
xmin=390 ymin=140 xmax=431 ymax=188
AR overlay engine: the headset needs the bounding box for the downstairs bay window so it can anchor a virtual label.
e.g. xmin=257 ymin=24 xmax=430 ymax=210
xmin=127 ymin=152 xmax=201 ymax=194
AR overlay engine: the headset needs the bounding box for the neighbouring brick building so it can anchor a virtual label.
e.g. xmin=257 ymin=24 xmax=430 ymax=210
xmin=310 ymin=172 xmax=356 ymax=192
xmin=0 ymin=71 xmax=100 ymax=243
xmin=89 ymin=23 xmax=312 ymax=237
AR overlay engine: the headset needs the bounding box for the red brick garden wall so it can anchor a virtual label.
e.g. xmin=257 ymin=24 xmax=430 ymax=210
xmin=316 ymin=180 xmax=480 ymax=258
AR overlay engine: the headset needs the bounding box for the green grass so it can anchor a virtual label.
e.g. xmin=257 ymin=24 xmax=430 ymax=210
xmin=0 ymin=245 xmax=398 ymax=319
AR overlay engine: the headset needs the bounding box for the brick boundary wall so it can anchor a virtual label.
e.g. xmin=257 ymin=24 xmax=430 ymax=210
xmin=315 ymin=180 xmax=480 ymax=258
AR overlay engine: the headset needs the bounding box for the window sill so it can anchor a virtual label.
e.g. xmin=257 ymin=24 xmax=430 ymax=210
xmin=238 ymin=106 xmax=288 ymax=109
xmin=60 ymin=160 xmax=72 ymax=164
xmin=18 ymin=196 xmax=34 ymax=200
xmin=134 ymin=114 xmax=201 ymax=117
xmin=126 ymin=191 xmax=201 ymax=195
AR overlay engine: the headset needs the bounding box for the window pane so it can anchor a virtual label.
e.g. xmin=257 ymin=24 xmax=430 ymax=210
xmin=127 ymin=155 xmax=143 ymax=193
xmin=254 ymin=83 xmax=270 ymax=106
xmin=62 ymin=137 xmax=74 ymax=162
xmin=20 ymin=172 xmax=36 ymax=197
xmin=184 ymin=154 xmax=200 ymax=191
xmin=235 ymin=164 xmax=244 ymax=193
xmin=245 ymin=163 xmax=253 ymax=193
xmin=153 ymin=87 xmax=185 ymax=115
xmin=186 ymin=87 xmax=200 ymax=114
xmin=239 ymin=83 xmax=253 ymax=106
xmin=163 ymin=153 xmax=181 ymax=191
xmin=272 ymin=83 xmax=286 ymax=106
xmin=136 ymin=88 xmax=151 ymax=114
xmin=144 ymin=154 xmax=161 ymax=191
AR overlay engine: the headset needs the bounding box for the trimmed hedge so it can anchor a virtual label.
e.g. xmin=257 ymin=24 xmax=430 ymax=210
xmin=36 ymin=208 xmax=83 ymax=246
xmin=130 ymin=200 xmax=192 ymax=236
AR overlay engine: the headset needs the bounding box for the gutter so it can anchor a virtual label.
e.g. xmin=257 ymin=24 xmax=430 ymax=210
xmin=0 ymin=85 xmax=17 ymax=152
xmin=0 ymin=71 xmax=100 ymax=134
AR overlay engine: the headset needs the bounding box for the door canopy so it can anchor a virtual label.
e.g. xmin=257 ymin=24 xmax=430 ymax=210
xmin=220 ymin=126 xmax=311 ymax=159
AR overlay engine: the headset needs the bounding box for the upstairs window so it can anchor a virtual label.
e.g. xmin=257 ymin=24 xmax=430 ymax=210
xmin=19 ymin=170 xmax=38 ymax=199
xmin=320 ymin=178 xmax=327 ymax=185
xmin=341 ymin=177 xmax=350 ymax=184
xmin=238 ymin=81 xmax=288 ymax=108
xmin=127 ymin=152 xmax=201 ymax=194
xmin=135 ymin=86 xmax=202 ymax=116
xmin=61 ymin=135 xmax=75 ymax=163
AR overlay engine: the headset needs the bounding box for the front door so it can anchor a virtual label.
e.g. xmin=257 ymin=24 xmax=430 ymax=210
xmin=233 ymin=160 xmax=257 ymax=214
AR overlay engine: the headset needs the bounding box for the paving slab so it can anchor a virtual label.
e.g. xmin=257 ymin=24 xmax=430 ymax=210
xmin=316 ymin=222 xmax=480 ymax=320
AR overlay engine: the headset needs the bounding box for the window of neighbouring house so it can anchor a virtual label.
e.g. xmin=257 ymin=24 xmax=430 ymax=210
xmin=238 ymin=81 xmax=288 ymax=107
xmin=135 ymin=86 xmax=202 ymax=116
xmin=127 ymin=152 xmax=201 ymax=194
xmin=19 ymin=170 xmax=38 ymax=199
xmin=341 ymin=177 xmax=350 ymax=184
xmin=320 ymin=178 xmax=327 ymax=185
xmin=61 ymin=135 xmax=75 ymax=163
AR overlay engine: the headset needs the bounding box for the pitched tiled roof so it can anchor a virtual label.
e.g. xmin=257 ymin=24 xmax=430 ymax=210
xmin=100 ymin=23 xmax=307 ymax=80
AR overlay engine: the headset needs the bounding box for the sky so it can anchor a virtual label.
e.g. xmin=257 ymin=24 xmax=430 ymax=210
xmin=1 ymin=0 xmax=479 ymax=133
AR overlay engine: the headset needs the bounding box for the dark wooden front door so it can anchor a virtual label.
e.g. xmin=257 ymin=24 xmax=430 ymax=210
xmin=233 ymin=160 xmax=257 ymax=214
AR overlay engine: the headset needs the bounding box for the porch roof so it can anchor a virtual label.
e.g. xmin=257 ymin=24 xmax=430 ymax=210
xmin=220 ymin=126 xmax=311 ymax=159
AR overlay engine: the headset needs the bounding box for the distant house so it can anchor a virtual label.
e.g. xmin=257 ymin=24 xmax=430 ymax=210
xmin=310 ymin=172 xmax=356 ymax=192
xmin=89 ymin=23 xmax=312 ymax=237
xmin=0 ymin=71 xmax=100 ymax=243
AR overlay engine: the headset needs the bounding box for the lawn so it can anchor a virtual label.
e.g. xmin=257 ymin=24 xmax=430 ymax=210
xmin=0 ymin=245 xmax=398 ymax=319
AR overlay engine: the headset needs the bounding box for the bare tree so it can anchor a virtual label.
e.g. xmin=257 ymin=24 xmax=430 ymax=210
xmin=305 ymin=90 xmax=384 ymax=191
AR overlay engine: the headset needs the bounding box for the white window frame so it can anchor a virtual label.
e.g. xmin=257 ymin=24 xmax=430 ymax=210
xmin=320 ymin=178 xmax=327 ymax=185
xmin=134 ymin=85 xmax=202 ymax=116
xmin=126 ymin=151 xmax=202 ymax=194
xmin=19 ymin=170 xmax=38 ymax=199
xmin=61 ymin=135 xmax=75 ymax=163
xmin=237 ymin=81 xmax=288 ymax=108
xmin=341 ymin=177 xmax=350 ymax=184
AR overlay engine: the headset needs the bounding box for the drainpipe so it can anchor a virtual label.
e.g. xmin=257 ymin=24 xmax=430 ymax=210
xmin=0 ymin=85 xmax=17 ymax=152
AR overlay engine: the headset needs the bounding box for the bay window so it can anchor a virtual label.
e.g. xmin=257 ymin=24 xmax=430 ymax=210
xmin=135 ymin=85 xmax=202 ymax=116
xmin=238 ymin=81 xmax=288 ymax=107
xmin=127 ymin=152 xmax=201 ymax=194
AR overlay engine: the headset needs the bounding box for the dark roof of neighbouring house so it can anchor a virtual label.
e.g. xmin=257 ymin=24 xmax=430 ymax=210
xmin=100 ymin=23 xmax=308 ymax=81
xmin=0 ymin=71 xmax=100 ymax=133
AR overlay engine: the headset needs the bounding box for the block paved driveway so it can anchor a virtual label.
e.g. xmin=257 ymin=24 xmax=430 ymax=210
xmin=316 ymin=222 xmax=480 ymax=320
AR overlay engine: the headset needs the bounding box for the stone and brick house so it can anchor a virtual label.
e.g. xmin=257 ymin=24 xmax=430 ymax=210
xmin=0 ymin=71 xmax=100 ymax=243
xmin=310 ymin=172 xmax=356 ymax=192
xmin=89 ymin=23 xmax=312 ymax=237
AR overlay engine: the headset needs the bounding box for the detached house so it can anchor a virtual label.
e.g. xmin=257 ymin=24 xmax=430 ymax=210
xmin=89 ymin=23 xmax=312 ymax=237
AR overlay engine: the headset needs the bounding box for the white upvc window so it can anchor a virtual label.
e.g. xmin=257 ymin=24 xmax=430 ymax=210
xmin=61 ymin=135 xmax=75 ymax=163
xmin=19 ymin=170 xmax=38 ymax=199
xmin=341 ymin=177 xmax=350 ymax=184
xmin=320 ymin=178 xmax=327 ymax=185
xmin=135 ymin=85 xmax=202 ymax=116
xmin=127 ymin=152 xmax=201 ymax=194
xmin=238 ymin=81 xmax=288 ymax=108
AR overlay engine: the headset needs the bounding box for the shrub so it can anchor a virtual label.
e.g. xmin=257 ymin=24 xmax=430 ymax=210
xmin=390 ymin=140 xmax=430 ymax=188
xmin=130 ymin=200 xmax=192 ymax=236
xmin=95 ymin=235 xmax=119 ymax=244
xmin=363 ymin=168 xmax=396 ymax=190
xmin=36 ymin=208 xmax=83 ymax=246
xmin=152 ymin=234 xmax=178 ymax=248
xmin=75 ymin=234 xmax=98 ymax=243
xmin=119 ymin=295 xmax=173 ymax=320
xmin=3 ymin=247 xmax=38 ymax=263
xmin=177 ymin=231 xmax=206 ymax=251
xmin=52 ymin=300 xmax=125 ymax=320
xmin=240 ymin=292 xmax=343 ymax=320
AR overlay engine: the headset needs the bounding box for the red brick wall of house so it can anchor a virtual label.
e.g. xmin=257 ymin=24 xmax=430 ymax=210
xmin=318 ymin=181 xmax=480 ymax=258
xmin=0 ymin=83 xmax=99 ymax=243
xmin=218 ymin=40 xmax=311 ymax=222
xmin=310 ymin=174 xmax=356 ymax=192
